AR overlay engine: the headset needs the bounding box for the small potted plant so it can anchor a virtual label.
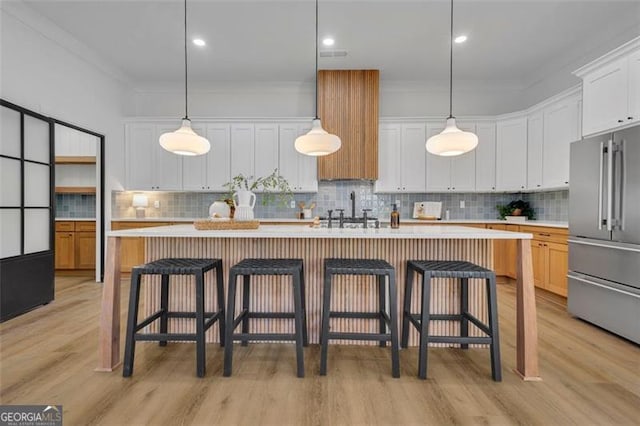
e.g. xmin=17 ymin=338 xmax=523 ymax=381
xmin=496 ymin=200 xmax=536 ymax=221
xmin=222 ymin=168 xmax=294 ymax=209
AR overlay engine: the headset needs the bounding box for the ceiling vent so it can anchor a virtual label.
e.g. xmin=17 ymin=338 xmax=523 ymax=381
xmin=320 ymin=49 xmax=348 ymax=58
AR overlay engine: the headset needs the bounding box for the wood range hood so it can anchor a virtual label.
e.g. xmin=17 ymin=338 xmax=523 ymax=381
xmin=317 ymin=70 xmax=379 ymax=180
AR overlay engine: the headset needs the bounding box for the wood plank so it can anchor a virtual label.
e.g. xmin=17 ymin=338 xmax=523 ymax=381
xmin=55 ymin=156 xmax=96 ymax=164
xmin=55 ymin=186 xmax=96 ymax=194
xmin=96 ymin=236 xmax=121 ymax=371
xmin=317 ymin=70 xmax=379 ymax=180
xmin=515 ymin=238 xmax=540 ymax=380
xmin=2 ymin=276 xmax=639 ymax=425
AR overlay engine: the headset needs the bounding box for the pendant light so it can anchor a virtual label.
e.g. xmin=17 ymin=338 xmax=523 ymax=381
xmin=159 ymin=0 xmax=210 ymax=156
xmin=426 ymin=0 xmax=478 ymax=157
xmin=294 ymin=0 xmax=341 ymax=156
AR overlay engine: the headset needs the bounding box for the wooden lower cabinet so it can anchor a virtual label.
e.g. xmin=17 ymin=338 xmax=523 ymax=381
xmin=55 ymin=221 xmax=96 ymax=270
xmin=486 ymin=224 xmax=518 ymax=278
xmin=111 ymin=222 xmax=171 ymax=272
xmin=55 ymin=231 xmax=75 ymax=269
xmin=522 ymin=226 xmax=568 ymax=297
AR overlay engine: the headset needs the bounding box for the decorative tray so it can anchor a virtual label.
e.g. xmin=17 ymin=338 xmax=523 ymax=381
xmin=193 ymin=219 xmax=260 ymax=230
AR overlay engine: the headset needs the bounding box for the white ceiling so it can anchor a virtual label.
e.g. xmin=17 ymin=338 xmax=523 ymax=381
xmin=21 ymin=0 xmax=640 ymax=89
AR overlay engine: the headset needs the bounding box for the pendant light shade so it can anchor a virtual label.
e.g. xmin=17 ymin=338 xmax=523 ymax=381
xmin=159 ymin=0 xmax=210 ymax=156
xmin=295 ymin=0 xmax=341 ymax=156
xmin=426 ymin=117 xmax=478 ymax=156
xmin=294 ymin=119 xmax=341 ymax=156
xmin=159 ymin=119 xmax=210 ymax=156
xmin=426 ymin=0 xmax=478 ymax=157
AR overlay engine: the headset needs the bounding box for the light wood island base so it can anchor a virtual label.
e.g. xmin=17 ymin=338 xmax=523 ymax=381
xmin=98 ymin=225 xmax=540 ymax=380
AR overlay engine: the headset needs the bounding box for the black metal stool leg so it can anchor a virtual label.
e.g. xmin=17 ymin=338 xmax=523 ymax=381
xmin=387 ymin=272 xmax=400 ymax=378
xmin=216 ymin=263 xmax=226 ymax=347
xmin=487 ymin=275 xmax=502 ymax=382
xmin=378 ymin=274 xmax=387 ymax=347
xmin=159 ymin=274 xmax=169 ymax=347
xmin=292 ymin=272 xmax=305 ymax=378
xmin=401 ymin=265 xmax=414 ymax=349
xmin=320 ymin=267 xmax=332 ymax=376
xmin=241 ymin=274 xmax=251 ymax=346
xmin=460 ymin=277 xmax=469 ymax=350
xmin=299 ymin=266 xmax=309 ymax=347
xmin=195 ymin=271 xmax=206 ymax=378
xmin=418 ymin=274 xmax=431 ymax=380
xmin=123 ymin=270 xmax=142 ymax=377
xmin=224 ymin=270 xmax=238 ymax=377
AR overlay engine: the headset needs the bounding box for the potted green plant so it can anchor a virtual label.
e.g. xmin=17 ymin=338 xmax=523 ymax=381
xmin=496 ymin=200 xmax=536 ymax=221
xmin=222 ymin=168 xmax=294 ymax=208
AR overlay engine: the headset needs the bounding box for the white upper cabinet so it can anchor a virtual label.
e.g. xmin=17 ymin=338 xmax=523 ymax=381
xmin=401 ymin=123 xmax=427 ymax=192
xmin=154 ymin=124 xmax=183 ymax=190
xmin=126 ymin=122 xmax=182 ymax=190
xmin=278 ymin=123 xmax=318 ymax=192
xmin=474 ymin=122 xmax=497 ymax=192
xmin=496 ymin=117 xmax=528 ymax=192
xmin=426 ymin=125 xmax=450 ymax=191
xmin=527 ymin=111 xmax=544 ymax=190
xmin=254 ymin=124 xmax=279 ymax=181
xmin=575 ymin=38 xmax=640 ymax=136
xmin=426 ymin=122 xmax=476 ymax=192
xmin=450 ymin=122 xmax=476 ymax=192
xmin=230 ymin=124 xmax=255 ymax=179
xmin=375 ymin=123 xmax=426 ymax=193
xmin=628 ymin=49 xmax=640 ymax=125
xmin=543 ymin=94 xmax=581 ymax=188
xmin=374 ymin=124 xmax=402 ymax=192
xmin=182 ymin=124 xmax=231 ymax=191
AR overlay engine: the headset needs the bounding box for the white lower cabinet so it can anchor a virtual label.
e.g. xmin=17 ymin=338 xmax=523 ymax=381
xmin=375 ymin=123 xmax=426 ymax=193
xmin=496 ymin=117 xmax=528 ymax=192
xmin=278 ymin=123 xmax=318 ymax=192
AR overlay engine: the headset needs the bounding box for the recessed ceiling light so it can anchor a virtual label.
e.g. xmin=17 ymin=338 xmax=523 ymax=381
xmin=454 ymin=35 xmax=467 ymax=44
xmin=322 ymin=38 xmax=335 ymax=47
xmin=192 ymin=38 xmax=206 ymax=47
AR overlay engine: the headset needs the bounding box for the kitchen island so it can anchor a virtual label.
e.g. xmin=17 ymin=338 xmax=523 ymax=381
xmin=98 ymin=224 xmax=539 ymax=380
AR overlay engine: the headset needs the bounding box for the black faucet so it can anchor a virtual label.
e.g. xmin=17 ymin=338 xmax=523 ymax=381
xmin=336 ymin=209 xmax=345 ymax=228
xmin=350 ymin=191 xmax=356 ymax=218
xmin=327 ymin=210 xmax=333 ymax=228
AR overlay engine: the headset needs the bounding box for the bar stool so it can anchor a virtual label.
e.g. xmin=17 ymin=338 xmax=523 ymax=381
xmin=123 ymin=258 xmax=225 ymax=378
xmin=320 ymin=258 xmax=400 ymax=378
xmin=223 ymin=258 xmax=308 ymax=378
xmin=401 ymin=260 xmax=501 ymax=381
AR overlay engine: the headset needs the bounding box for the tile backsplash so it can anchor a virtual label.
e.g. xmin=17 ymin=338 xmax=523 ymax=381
xmin=112 ymin=182 xmax=568 ymax=222
xmin=56 ymin=194 xmax=96 ymax=218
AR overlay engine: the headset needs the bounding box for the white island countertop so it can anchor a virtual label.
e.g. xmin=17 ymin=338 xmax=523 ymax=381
xmin=108 ymin=224 xmax=533 ymax=240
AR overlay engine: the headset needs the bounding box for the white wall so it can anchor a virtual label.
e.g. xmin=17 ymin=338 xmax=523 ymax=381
xmin=0 ymin=2 xmax=131 ymax=211
xmin=131 ymin=79 xmax=523 ymax=118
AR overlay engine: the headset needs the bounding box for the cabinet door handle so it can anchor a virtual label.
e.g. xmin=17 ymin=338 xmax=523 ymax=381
xmin=536 ymin=184 xmax=541 ymax=187
xmin=538 ymin=233 xmax=551 ymax=237
xmin=618 ymin=119 xmax=624 ymax=123
xmin=629 ymin=117 xmax=634 ymax=120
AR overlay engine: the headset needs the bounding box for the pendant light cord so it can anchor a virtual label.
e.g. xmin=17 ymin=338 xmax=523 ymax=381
xmin=184 ymin=0 xmax=189 ymax=120
xmin=448 ymin=0 xmax=454 ymax=119
xmin=314 ymin=0 xmax=319 ymax=120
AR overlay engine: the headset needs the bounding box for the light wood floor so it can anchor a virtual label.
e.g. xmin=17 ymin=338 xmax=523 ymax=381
xmin=1 ymin=276 xmax=639 ymax=425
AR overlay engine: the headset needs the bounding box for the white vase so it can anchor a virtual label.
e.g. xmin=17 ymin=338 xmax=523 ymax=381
xmin=233 ymin=190 xmax=256 ymax=221
xmin=208 ymin=201 xmax=230 ymax=218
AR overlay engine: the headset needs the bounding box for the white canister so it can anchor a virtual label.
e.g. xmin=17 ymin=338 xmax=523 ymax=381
xmin=303 ymin=208 xmax=312 ymax=219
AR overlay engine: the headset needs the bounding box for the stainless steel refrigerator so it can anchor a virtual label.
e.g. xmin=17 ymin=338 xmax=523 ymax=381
xmin=568 ymin=124 xmax=640 ymax=344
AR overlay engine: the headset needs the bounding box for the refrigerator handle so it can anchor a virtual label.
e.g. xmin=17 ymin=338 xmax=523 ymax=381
xmin=607 ymin=139 xmax=614 ymax=232
xmin=598 ymin=141 xmax=604 ymax=230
